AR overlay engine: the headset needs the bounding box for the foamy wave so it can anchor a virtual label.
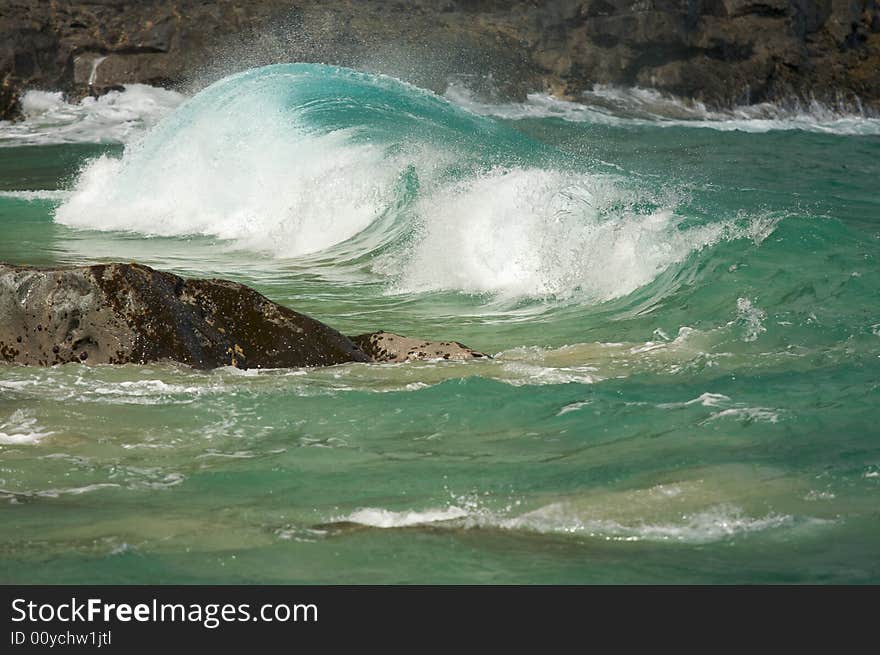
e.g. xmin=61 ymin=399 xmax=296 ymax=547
xmin=657 ymin=392 xmax=731 ymax=409
xmin=34 ymin=483 xmax=122 ymax=498
xmin=89 ymin=379 xmax=225 ymax=404
xmin=499 ymin=503 xmax=796 ymax=542
xmin=0 ymin=85 xmax=185 ymax=146
xmin=394 ymin=168 xmax=777 ymax=301
xmin=704 ymin=407 xmax=782 ymax=424
xmin=56 ymin=130 xmax=397 ymax=257
xmin=337 ymin=501 xmax=806 ymax=543
xmin=345 ymin=506 xmax=470 ymax=528
xmin=445 ymin=83 xmax=880 ymax=135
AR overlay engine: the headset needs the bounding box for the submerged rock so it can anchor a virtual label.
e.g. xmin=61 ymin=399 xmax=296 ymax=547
xmin=350 ymin=331 xmax=489 ymax=363
xmin=0 ymin=262 xmax=368 ymax=368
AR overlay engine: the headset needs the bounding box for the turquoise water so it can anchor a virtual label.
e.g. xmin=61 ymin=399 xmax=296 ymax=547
xmin=0 ymin=64 xmax=878 ymax=583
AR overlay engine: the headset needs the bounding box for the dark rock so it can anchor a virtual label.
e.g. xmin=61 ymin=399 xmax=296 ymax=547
xmin=0 ymin=73 xmax=22 ymax=121
xmin=0 ymin=262 xmax=369 ymax=369
xmin=350 ymin=331 xmax=489 ymax=363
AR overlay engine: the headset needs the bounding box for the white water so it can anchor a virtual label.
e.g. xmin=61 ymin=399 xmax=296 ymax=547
xmin=445 ymin=83 xmax=880 ymax=135
xmin=395 ymin=168 xmax=777 ymax=301
xmin=59 ymin=154 xmax=777 ymax=302
xmin=0 ymin=409 xmax=53 ymax=445
xmin=56 ymin=128 xmax=398 ymax=257
xmin=335 ymin=468 xmax=834 ymax=544
xmin=56 ymin=132 xmax=778 ymax=304
xmin=338 ymin=501 xmax=809 ymax=544
xmin=0 ymin=85 xmax=184 ymax=146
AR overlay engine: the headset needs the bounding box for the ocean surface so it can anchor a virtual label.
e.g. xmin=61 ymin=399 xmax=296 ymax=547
xmin=0 ymin=64 xmax=878 ymax=583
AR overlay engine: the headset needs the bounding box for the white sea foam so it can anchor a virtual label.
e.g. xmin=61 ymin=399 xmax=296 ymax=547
xmin=657 ymin=392 xmax=731 ymax=409
xmin=0 ymin=409 xmax=53 ymax=445
xmin=0 ymin=190 xmax=69 ymax=202
xmin=90 ymin=379 xmax=215 ymax=402
xmin=445 ymin=82 xmax=880 ymax=135
xmin=35 ymin=483 xmax=121 ymax=498
xmin=705 ymin=407 xmax=782 ymax=424
xmin=498 ymin=503 xmax=796 ymax=542
xmin=344 ymin=506 xmax=470 ymax=528
xmin=556 ymin=400 xmax=591 ymax=416
xmin=735 ymin=297 xmax=768 ymax=342
xmin=0 ymin=85 xmax=184 ymax=146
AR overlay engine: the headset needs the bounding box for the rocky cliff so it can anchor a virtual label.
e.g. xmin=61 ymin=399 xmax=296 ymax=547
xmin=2 ymin=0 xmax=879 ymax=120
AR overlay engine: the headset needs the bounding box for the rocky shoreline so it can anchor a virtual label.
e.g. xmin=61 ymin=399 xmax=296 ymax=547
xmin=2 ymin=0 xmax=880 ymax=122
xmin=0 ymin=262 xmax=488 ymax=369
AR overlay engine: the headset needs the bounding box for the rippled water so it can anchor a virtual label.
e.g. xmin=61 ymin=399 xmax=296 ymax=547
xmin=0 ymin=65 xmax=878 ymax=583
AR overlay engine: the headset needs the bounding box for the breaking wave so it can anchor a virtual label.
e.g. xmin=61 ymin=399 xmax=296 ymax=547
xmin=54 ymin=64 xmax=779 ymax=303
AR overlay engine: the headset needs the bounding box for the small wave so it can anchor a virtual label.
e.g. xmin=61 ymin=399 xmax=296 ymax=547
xmin=344 ymin=506 xmax=470 ymax=528
xmin=336 ymin=501 xmax=810 ymax=543
xmin=0 ymin=483 xmax=121 ymax=500
xmin=36 ymin=483 xmax=121 ymax=497
xmin=704 ymin=407 xmax=782 ymax=424
xmin=499 ymin=503 xmax=797 ymax=543
xmin=0 ymin=85 xmax=184 ymax=146
xmin=0 ymin=409 xmax=53 ymax=445
xmin=657 ymin=392 xmax=731 ymax=409
xmin=556 ymin=400 xmax=591 ymax=416
xmin=88 ymin=379 xmax=224 ymax=404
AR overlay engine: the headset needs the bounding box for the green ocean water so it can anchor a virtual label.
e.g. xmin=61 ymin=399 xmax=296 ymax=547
xmin=0 ymin=65 xmax=878 ymax=583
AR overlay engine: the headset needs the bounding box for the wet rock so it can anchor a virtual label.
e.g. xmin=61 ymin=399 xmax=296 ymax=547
xmin=350 ymin=331 xmax=489 ymax=363
xmin=0 ymin=262 xmax=369 ymax=369
xmin=0 ymin=73 xmax=22 ymax=121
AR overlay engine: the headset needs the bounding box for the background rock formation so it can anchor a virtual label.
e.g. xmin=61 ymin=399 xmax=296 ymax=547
xmin=1 ymin=0 xmax=879 ymax=121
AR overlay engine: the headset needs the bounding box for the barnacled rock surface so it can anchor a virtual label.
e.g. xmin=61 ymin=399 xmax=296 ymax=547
xmin=0 ymin=262 xmax=369 ymax=369
xmin=1 ymin=1 xmax=879 ymax=121
xmin=350 ymin=331 xmax=490 ymax=363
xmin=0 ymin=262 xmax=487 ymax=369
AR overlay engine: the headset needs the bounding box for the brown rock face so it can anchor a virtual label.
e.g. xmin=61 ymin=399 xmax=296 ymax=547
xmin=350 ymin=331 xmax=489 ymax=363
xmin=0 ymin=262 xmax=369 ymax=369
